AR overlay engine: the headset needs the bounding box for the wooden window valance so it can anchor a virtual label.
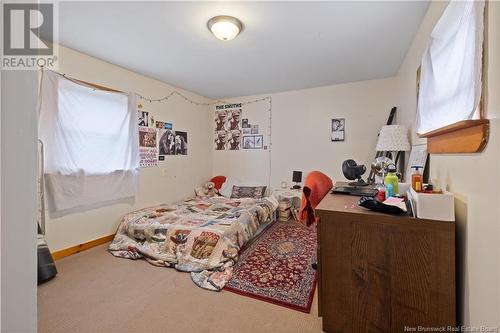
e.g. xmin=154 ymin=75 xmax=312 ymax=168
xmin=416 ymin=1 xmax=490 ymax=154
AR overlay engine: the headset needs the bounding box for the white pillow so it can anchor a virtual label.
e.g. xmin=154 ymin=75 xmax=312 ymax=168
xmin=219 ymin=178 xmax=238 ymax=198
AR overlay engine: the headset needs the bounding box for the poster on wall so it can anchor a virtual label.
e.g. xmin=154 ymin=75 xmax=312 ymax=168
xmin=214 ymin=103 xmax=243 ymax=150
xmin=158 ymin=128 xmax=175 ymax=156
xmin=138 ymin=111 xmax=149 ymax=127
xmin=139 ymin=126 xmax=158 ymax=167
xmin=174 ymin=131 xmax=188 ymax=155
xmin=156 ymin=119 xmax=178 ymax=160
xmin=331 ymin=118 xmax=345 ymax=142
xmin=156 ymin=121 xmax=173 ymax=130
xmin=158 ymin=128 xmax=188 ymax=156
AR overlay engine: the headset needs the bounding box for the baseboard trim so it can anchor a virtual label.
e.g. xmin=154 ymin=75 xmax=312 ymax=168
xmin=51 ymin=234 xmax=115 ymax=261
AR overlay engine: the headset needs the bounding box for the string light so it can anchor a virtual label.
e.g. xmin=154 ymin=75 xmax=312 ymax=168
xmin=135 ymin=90 xmax=271 ymax=109
xmin=44 ymin=68 xmax=274 ymax=187
xmin=45 ymin=68 xmax=271 ymax=108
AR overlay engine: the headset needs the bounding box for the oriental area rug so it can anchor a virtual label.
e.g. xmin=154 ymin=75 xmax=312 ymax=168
xmin=225 ymin=221 xmax=317 ymax=313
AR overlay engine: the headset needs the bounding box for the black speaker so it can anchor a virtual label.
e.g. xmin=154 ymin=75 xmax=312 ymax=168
xmin=292 ymin=171 xmax=302 ymax=183
xmin=292 ymin=171 xmax=302 ymax=189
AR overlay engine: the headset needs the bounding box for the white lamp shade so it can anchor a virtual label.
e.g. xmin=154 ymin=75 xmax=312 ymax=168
xmin=376 ymin=125 xmax=411 ymax=152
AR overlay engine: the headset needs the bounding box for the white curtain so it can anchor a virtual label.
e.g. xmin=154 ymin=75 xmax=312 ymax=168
xmin=416 ymin=0 xmax=484 ymax=134
xmin=39 ymin=70 xmax=139 ymax=213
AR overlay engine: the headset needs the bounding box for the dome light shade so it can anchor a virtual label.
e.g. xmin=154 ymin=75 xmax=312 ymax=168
xmin=207 ymin=15 xmax=242 ymax=41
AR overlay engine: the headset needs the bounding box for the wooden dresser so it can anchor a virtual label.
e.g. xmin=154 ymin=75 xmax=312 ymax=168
xmin=315 ymin=193 xmax=455 ymax=333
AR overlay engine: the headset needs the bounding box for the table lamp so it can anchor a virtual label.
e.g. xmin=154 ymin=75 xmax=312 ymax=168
xmin=375 ymin=125 xmax=410 ymax=178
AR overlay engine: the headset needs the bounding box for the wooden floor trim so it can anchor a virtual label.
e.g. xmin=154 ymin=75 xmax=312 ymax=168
xmin=51 ymin=234 xmax=115 ymax=261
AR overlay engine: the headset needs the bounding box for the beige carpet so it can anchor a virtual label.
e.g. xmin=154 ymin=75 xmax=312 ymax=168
xmin=38 ymin=244 xmax=323 ymax=333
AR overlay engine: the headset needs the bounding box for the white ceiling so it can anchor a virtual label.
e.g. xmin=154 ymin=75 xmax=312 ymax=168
xmin=57 ymin=1 xmax=429 ymax=99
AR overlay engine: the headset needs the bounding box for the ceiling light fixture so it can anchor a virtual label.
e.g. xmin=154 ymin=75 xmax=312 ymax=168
xmin=207 ymin=15 xmax=243 ymax=41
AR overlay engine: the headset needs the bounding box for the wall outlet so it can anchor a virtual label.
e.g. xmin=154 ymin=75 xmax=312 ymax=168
xmin=162 ymin=169 xmax=167 ymax=177
xmin=281 ymin=181 xmax=287 ymax=189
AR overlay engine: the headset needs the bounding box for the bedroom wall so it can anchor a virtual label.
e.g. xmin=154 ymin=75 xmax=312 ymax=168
xmin=45 ymin=45 xmax=213 ymax=252
xmin=1 ymin=70 xmax=38 ymax=332
xmin=212 ymin=77 xmax=399 ymax=189
xmin=396 ymin=1 xmax=500 ymax=327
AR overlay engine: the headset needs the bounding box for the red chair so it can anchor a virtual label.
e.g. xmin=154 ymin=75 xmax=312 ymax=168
xmin=299 ymin=171 xmax=333 ymax=226
xmin=210 ymin=176 xmax=227 ymax=191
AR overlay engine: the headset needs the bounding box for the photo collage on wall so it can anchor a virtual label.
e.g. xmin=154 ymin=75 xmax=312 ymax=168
xmin=214 ymin=103 xmax=265 ymax=150
xmin=137 ymin=108 xmax=188 ymax=167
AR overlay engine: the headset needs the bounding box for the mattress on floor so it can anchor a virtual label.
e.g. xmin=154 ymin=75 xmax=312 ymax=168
xmin=109 ymin=195 xmax=278 ymax=291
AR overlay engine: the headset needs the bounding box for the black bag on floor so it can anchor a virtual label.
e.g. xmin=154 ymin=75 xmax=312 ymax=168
xmin=37 ymin=224 xmax=57 ymax=284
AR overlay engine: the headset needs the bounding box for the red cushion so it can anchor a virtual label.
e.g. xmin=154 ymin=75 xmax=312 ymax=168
xmin=299 ymin=171 xmax=333 ymax=225
xmin=210 ymin=176 xmax=227 ymax=190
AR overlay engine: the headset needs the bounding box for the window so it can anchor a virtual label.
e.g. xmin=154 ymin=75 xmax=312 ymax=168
xmin=416 ymin=0 xmax=488 ymax=153
xmin=38 ymin=69 xmax=139 ymax=213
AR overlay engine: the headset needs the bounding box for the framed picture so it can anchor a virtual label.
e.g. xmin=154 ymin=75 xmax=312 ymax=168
xmin=405 ymin=143 xmax=428 ymax=183
xmin=331 ymin=118 xmax=345 ymax=142
xmin=138 ymin=111 xmax=149 ymax=127
xmin=254 ymin=135 xmax=263 ymax=149
xmin=242 ymin=136 xmax=255 ymax=149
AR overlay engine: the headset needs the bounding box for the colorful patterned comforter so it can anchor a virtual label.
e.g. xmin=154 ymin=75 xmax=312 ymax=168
xmin=109 ymin=195 xmax=278 ymax=291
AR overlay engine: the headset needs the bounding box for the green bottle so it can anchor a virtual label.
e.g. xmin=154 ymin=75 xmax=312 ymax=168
xmin=384 ymin=163 xmax=399 ymax=196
